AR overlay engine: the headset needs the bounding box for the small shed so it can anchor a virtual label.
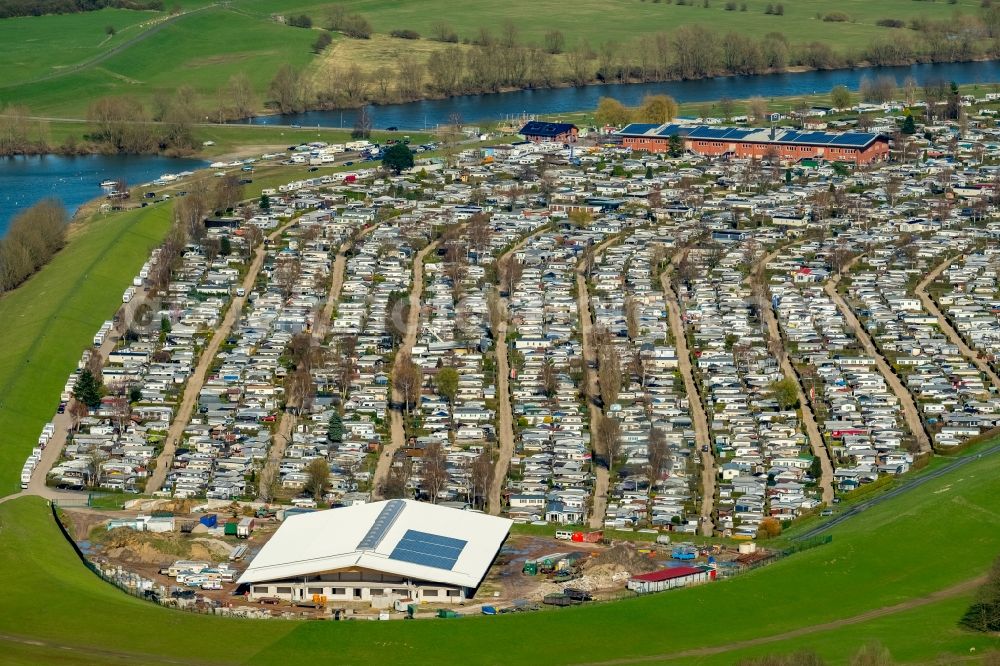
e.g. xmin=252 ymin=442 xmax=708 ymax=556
xmin=626 ymin=566 xmax=716 ymax=594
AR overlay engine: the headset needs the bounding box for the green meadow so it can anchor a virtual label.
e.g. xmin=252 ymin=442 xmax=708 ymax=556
xmin=0 ymin=435 xmax=998 ymax=664
xmin=0 ymin=204 xmax=173 ymax=494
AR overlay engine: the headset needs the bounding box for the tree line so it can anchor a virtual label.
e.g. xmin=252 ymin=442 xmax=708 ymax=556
xmin=0 ymin=199 xmax=68 ymax=293
xmin=259 ymin=12 xmax=1000 ymax=115
xmin=0 ymin=0 xmax=162 ymax=18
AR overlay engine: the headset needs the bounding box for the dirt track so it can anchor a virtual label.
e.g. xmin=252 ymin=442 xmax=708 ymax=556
xmin=825 ymin=257 xmax=933 ymax=454
xmin=752 ymin=248 xmax=834 ymax=505
xmin=371 ymin=239 xmax=440 ymax=497
xmin=661 ymin=256 xmax=715 ymax=537
xmin=147 ymin=217 xmax=297 ymax=494
xmin=916 ymin=255 xmax=1000 ymax=391
xmin=575 ymin=575 xmax=986 ymax=665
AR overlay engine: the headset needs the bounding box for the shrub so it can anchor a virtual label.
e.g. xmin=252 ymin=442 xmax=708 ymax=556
xmin=286 ymin=13 xmax=312 ymax=28
xmin=822 ymin=12 xmax=849 ymax=22
xmin=390 ymin=28 xmax=420 ymax=39
xmin=430 ymin=20 xmax=458 ymax=42
xmin=328 ymin=8 xmax=371 ymax=39
xmin=725 ymin=1 xmax=736 ymax=9
xmin=312 ymin=32 xmax=332 ymax=53
xmin=876 ymin=18 xmax=904 ymax=28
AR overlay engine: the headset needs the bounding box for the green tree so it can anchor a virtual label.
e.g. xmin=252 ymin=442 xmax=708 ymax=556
xmin=304 ymin=457 xmax=330 ymax=501
xmin=219 ymin=236 xmax=232 ymax=256
xmin=328 ymin=412 xmax=344 ymax=443
xmin=768 ymin=377 xmax=799 ymax=410
xmin=72 ymin=369 xmax=103 ymax=410
xmin=435 ymin=366 xmax=459 ymax=426
xmin=645 ymin=165 xmax=654 ymax=179
xmin=382 ymin=143 xmax=414 ymax=174
xmin=901 ymin=114 xmax=916 ymax=135
xmin=668 ymin=134 xmax=684 ymax=157
xmin=830 ymin=85 xmax=852 ymax=110
xmin=634 ymin=94 xmax=678 ymax=124
xmin=259 ymin=193 xmax=270 ymax=210
xmin=594 ymin=97 xmax=630 ymax=128
xmin=961 ymin=554 xmax=1000 ymax=632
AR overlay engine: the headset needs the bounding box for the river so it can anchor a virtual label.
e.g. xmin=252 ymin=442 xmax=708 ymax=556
xmin=243 ymin=59 xmax=1000 ymax=130
xmin=0 ymin=154 xmax=206 ymax=237
xmin=5 ymin=59 xmax=1000 ymax=237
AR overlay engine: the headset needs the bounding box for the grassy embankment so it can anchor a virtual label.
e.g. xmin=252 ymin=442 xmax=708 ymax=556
xmin=0 ymin=0 xmax=989 ymax=118
xmin=1 ymin=433 xmax=999 ymax=664
xmin=0 ymin=203 xmax=174 ymax=495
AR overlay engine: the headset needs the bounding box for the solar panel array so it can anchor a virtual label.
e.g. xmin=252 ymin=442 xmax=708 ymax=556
xmin=683 ymin=126 xmax=756 ymax=140
xmin=356 ymin=499 xmax=405 ymax=550
xmin=389 ymin=530 xmax=468 ymax=571
xmin=616 ymin=122 xmax=878 ymax=148
xmin=618 ymin=123 xmax=660 ymax=135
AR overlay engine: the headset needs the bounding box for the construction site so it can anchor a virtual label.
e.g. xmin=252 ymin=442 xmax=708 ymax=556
xmin=57 ymin=500 xmax=780 ymax=620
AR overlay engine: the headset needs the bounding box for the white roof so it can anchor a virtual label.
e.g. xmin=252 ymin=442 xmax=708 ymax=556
xmin=237 ymin=500 xmax=512 ymax=589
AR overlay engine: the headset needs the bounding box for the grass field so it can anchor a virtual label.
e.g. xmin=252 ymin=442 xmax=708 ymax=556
xmin=0 ymin=0 xmax=989 ymax=119
xmin=0 ymin=5 xmax=317 ymax=117
xmin=0 ymin=8 xmax=162 ymax=88
xmin=240 ymin=0 xmax=979 ymax=52
xmin=0 ymin=203 xmax=173 ymax=494
xmin=1 ymin=434 xmax=999 ymax=664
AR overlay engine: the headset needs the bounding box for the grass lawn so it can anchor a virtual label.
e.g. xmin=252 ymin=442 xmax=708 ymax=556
xmin=0 ymin=8 xmax=162 ymax=88
xmin=0 ymin=203 xmax=173 ymax=494
xmin=1 ymin=434 xmax=999 ymax=664
xmin=0 ymin=6 xmax=318 ymax=117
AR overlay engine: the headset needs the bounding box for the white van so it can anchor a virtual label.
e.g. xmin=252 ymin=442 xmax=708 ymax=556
xmin=555 ymin=530 xmax=574 ymax=540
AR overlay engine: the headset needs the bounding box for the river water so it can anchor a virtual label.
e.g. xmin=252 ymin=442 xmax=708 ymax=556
xmin=4 ymin=59 xmax=1000 ymax=237
xmin=241 ymin=60 xmax=1000 ymax=130
xmin=0 ymin=154 xmax=206 ymax=237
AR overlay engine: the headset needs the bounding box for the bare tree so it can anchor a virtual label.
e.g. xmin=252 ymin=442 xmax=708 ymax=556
xmin=470 ymin=448 xmax=494 ymax=509
xmin=382 ymin=455 xmax=413 ymax=498
xmin=274 ymin=256 xmax=301 ymax=300
xmin=646 ymin=427 xmax=671 ymax=489
xmin=393 ymin=352 xmax=422 ymax=415
xmin=486 ymin=287 xmax=507 ymax=337
xmin=595 ymin=328 xmax=622 ymax=408
xmin=420 ymin=441 xmax=448 ymax=503
xmin=624 ymin=295 xmax=640 ymax=340
xmin=595 ymin=413 xmax=622 ymax=470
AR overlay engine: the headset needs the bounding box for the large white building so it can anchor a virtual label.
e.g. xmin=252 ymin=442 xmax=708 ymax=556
xmin=237 ymin=499 xmax=512 ymax=604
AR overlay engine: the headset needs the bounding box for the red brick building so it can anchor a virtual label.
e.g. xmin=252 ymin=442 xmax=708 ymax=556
xmin=519 ymin=121 xmax=578 ymax=144
xmin=616 ymin=123 xmax=890 ymax=165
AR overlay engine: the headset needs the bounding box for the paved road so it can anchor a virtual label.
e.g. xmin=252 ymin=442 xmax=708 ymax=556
xmin=662 ymin=254 xmax=715 ymax=536
xmin=753 ymin=251 xmax=835 ymax=504
xmin=825 ymin=257 xmax=933 ymax=454
xmin=916 ymin=255 xmax=1000 ymax=390
xmin=793 ymin=441 xmax=1000 ymax=541
xmin=146 ymin=218 xmax=296 ymax=494
xmin=371 ymin=239 xmax=440 ymax=498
